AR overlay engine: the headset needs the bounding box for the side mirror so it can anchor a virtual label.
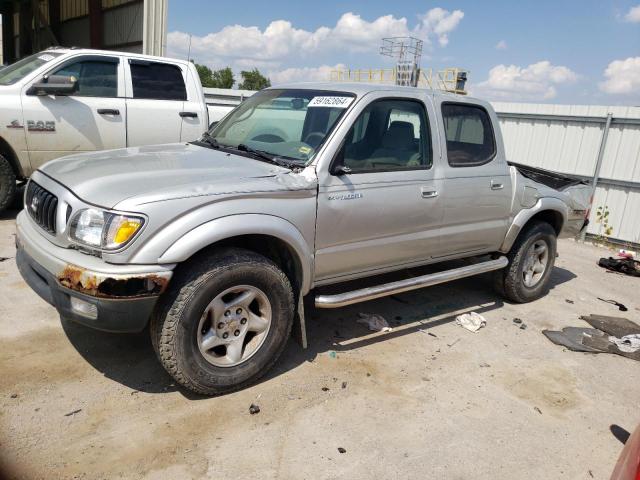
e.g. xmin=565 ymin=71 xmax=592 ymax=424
xmin=27 ymin=75 xmax=78 ymax=96
xmin=331 ymin=165 xmax=352 ymax=176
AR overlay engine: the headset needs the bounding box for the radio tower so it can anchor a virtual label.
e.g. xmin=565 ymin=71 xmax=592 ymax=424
xmin=379 ymin=37 xmax=423 ymax=87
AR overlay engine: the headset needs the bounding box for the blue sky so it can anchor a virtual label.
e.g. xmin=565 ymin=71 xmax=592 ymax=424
xmin=167 ymin=1 xmax=640 ymax=105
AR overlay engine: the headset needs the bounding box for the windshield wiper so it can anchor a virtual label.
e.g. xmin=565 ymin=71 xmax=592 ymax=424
xmin=235 ymin=144 xmax=298 ymax=169
xmin=198 ymin=131 xmax=220 ymax=149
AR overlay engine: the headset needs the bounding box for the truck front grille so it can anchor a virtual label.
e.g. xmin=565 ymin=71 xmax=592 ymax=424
xmin=25 ymin=181 xmax=58 ymax=234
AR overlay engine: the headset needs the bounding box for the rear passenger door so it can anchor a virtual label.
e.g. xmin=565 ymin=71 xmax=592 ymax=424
xmin=125 ymin=59 xmax=187 ymax=147
xmin=315 ymin=94 xmax=445 ymax=282
xmin=435 ymin=101 xmax=512 ymax=256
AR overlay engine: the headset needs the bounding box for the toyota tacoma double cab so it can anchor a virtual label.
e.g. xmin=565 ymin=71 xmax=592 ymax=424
xmin=16 ymin=83 xmax=590 ymax=395
xmin=0 ymin=48 xmax=209 ymax=213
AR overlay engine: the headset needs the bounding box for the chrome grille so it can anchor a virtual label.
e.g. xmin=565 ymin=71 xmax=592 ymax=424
xmin=25 ymin=181 xmax=58 ymax=234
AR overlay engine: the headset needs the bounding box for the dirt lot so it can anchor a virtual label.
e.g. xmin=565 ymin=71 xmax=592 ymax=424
xmin=1 ymin=206 xmax=639 ymax=480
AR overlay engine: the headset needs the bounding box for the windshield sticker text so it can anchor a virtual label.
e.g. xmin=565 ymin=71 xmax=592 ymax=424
xmin=308 ymin=96 xmax=354 ymax=108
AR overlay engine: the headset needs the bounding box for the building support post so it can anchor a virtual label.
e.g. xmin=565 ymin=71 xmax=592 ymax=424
xmin=581 ymin=112 xmax=613 ymax=241
xmin=88 ymin=0 xmax=102 ymax=49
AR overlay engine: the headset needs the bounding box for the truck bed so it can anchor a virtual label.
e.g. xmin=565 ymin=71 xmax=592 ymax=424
xmin=508 ymin=161 xmax=588 ymax=191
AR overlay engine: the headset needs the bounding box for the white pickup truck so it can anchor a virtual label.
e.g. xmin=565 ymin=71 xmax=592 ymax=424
xmin=0 ymin=48 xmax=209 ymax=212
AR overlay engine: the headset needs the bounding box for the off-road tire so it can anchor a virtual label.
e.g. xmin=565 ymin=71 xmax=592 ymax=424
xmin=0 ymin=155 xmax=16 ymax=213
xmin=495 ymin=221 xmax=557 ymax=303
xmin=151 ymin=248 xmax=295 ymax=396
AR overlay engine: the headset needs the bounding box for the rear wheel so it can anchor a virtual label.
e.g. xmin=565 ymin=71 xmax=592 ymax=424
xmin=151 ymin=248 xmax=294 ymax=396
xmin=495 ymin=221 xmax=557 ymax=303
xmin=0 ymin=155 xmax=16 ymax=213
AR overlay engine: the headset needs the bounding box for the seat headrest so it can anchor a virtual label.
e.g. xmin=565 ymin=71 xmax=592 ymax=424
xmin=382 ymin=121 xmax=415 ymax=150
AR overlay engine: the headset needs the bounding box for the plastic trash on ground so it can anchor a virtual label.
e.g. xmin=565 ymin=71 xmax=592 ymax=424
xmin=455 ymin=312 xmax=487 ymax=333
xmin=357 ymin=313 xmax=392 ymax=332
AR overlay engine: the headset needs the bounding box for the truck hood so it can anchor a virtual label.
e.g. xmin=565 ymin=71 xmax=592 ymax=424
xmin=39 ymin=143 xmax=295 ymax=208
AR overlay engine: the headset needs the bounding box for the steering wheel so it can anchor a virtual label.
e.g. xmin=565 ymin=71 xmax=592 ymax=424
xmin=303 ymin=131 xmax=325 ymax=148
xmin=250 ymin=133 xmax=286 ymax=143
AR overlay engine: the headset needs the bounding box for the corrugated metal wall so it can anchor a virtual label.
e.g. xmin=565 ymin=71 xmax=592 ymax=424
xmin=103 ymin=0 xmax=143 ymax=49
xmin=492 ymin=102 xmax=640 ymax=245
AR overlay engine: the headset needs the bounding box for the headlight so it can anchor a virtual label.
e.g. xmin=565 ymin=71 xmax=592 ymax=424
xmin=69 ymin=208 xmax=144 ymax=250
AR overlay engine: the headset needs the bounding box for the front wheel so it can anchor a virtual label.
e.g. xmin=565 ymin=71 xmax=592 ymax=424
xmin=495 ymin=221 xmax=557 ymax=303
xmin=0 ymin=155 xmax=17 ymax=213
xmin=151 ymin=248 xmax=295 ymax=395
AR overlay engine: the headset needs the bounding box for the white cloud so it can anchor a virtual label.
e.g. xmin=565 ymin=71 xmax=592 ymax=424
xmin=167 ymin=8 xmax=464 ymax=71
xmin=599 ymin=57 xmax=640 ymax=94
xmin=495 ymin=40 xmax=508 ymax=50
xmin=474 ymin=61 xmax=578 ymax=100
xmin=268 ymin=64 xmax=347 ymax=85
xmin=624 ymin=4 xmax=640 ymax=22
xmin=416 ymin=8 xmax=464 ymax=46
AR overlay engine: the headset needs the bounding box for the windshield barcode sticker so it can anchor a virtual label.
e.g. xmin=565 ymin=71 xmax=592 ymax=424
xmin=308 ymin=96 xmax=354 ymax=108
xmin=37 ymin=54 xmax=55 ymax=62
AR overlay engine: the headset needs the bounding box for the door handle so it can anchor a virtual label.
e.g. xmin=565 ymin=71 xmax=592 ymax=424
xmin=179 ymin=111 xmax=198 ymax=118
xmin=491 ymin=180 xmax=504 ymax=190
xmin=97 ymin=109 xmax=120 ymax=115
xmin=421 ymin=188 xmax=438 ymax=199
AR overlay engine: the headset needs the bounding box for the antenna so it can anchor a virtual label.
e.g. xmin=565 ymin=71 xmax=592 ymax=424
xmin=187 ymin=34 xmax=192 ymax=61
xmin=379 ymin=37 xmax=423 ymax=87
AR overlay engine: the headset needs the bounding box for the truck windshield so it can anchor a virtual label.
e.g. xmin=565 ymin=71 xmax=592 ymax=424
xmin=0 ymin=51 xmax=63 ymax=86
xmin=209 ymin=89 xmax=356 ymax=165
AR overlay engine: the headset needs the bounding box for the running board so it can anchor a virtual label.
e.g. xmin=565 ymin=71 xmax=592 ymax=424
xmin=314 ymin=256 xmax=509 ymax=309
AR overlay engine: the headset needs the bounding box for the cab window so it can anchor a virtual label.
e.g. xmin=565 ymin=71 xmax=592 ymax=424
xmin=53 ymin=58 xmax=119 ymax=97
xmin=442 ymin=103 xmax=496 ymax=167
xmin=338 ymin=99 xmax=432 ymax=173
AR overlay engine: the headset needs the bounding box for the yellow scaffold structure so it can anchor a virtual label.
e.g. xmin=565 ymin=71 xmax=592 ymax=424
xmin=329 ymin=67 xmax=469 ymax=95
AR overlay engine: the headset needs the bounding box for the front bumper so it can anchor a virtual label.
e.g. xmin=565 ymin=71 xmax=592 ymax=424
xmin=16 ymin=211 xmax=175 ymax=333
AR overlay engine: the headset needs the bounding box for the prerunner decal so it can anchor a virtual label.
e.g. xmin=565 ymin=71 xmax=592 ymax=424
xmin=308 ymin=96 xmax=354 ymax=108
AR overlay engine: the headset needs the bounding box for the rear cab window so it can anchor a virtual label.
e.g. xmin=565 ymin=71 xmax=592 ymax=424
xmin=129 ymin=60 xmax=187 ymax=100
xmin=442 ymin=103 xmax=496 ymax=167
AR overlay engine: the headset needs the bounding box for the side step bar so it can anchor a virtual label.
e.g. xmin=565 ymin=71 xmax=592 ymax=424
xmin=315 ymin=256 xmax=509 ymax=309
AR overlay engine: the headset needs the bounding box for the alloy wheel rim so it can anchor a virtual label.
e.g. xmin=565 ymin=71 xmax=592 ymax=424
xmin=522 ymin=239 xmax=549 ymax=288
xmin=197 ymin=285 xmax=272 ymax=367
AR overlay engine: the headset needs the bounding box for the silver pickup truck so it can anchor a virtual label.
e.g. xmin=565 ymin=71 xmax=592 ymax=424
xmin=15 ymin=83 xmax=590 ymax=395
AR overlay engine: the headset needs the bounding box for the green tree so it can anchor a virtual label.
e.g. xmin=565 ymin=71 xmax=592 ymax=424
xmin=238 ymin=68 xmax=271 ymax=90
xmin=194 ymin=63 xmax=235 ymax=88
xmin=211 ymin=67 xmax=235 ymax=88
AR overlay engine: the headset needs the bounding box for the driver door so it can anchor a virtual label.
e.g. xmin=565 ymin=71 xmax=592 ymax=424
xmin=20 ymin=54 xmax=127 ymax=169
xmin=314 ymin=94 xmax=445 ymax=282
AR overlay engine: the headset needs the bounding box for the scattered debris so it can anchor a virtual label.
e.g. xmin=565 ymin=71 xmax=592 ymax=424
xmin=597 ymin=298 xmax=628 ymax=312
xmin=10 ymin=393 xmax=18 ymax=399
xmin=328 ymin=351 xmax=337 ymax=359
xmin=479 ymin=363 xmax=490 ymax=368
xmin=64 ymin=409 xmax=82 ymax=417
xmin=428 ymin=332 xmax=437 ymax=338
xmin=519 ymin=323 xmax=527 ymax=330
xmin=609 ymin=334 xmax=640 ymax=353
xmin=249 ymin=404 xmax=260 ymax=415
xmin=513 ymin=318 xmax=522 ymax=324
xmin=565 ymin=299 xmax=574 ymax=304
xmin=580 ymin=314 xmax=640 ymax=337
xmin=447 ymin=338 xmax=461 ymax=348
xmin=321 ymin=387 xmax=330 ymax=392
xmin=455 ymin=312 xmax=486 ymax=332
xmin=543 ymin=315 xmax=640 ymax=361
xmin=341 ymin=381 xmax=347 ymax=389
xmin=357 ymin=313 xmax=392 ymax=332
xmin=366 ymin=373 xmax=371 ymax=377
xmin=598 ymin=257 xmax=640 ymax=277
xmin=0 ymin=257 xmax=10 ymax=262
xmin=534 ymin=407 xmax=542 ymax=415
xmin=337 ymin=447 xmax=346 ymax=454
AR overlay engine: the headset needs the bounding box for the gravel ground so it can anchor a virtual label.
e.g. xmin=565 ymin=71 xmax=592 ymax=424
xmin=1 ymin=206 xmax=639 ymax=480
